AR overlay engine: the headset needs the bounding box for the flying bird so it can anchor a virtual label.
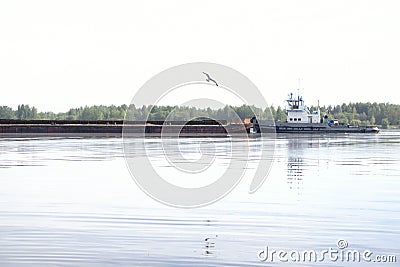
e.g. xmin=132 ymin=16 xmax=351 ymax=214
xmin=202 ymin=72 xmax=218 ymax=86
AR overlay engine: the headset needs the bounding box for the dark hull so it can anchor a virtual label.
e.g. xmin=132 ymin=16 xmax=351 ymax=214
xmin=0 ymin=120 xmax=379 ymax=137
xmin=260 ymin=122 xmax=379 ymax=134
xmin=0 ymin=120 xmax=250 ymax=138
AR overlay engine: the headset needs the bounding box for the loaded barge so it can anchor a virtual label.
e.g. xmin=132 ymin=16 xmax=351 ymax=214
xmin=0 ymin=119 xmax=249 ymax=137
xmin=252 ymin=93 xmax=380 ymax=134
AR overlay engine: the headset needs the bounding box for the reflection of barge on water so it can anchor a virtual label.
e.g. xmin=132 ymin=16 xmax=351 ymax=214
xmin=252 ymin=93 xmax=380 ymax=134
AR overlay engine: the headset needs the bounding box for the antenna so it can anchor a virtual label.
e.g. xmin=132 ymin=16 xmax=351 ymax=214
xmin=298 ymin=77 xmax=300 ymax=101
xmin=298 ymin=77 xmax=301 ymax=90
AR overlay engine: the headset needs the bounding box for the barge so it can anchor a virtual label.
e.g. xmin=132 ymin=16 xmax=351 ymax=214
xmin=0 ymin=119 xmax=250 ymax=137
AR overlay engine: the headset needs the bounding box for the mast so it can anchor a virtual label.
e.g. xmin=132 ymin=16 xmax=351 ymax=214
xmin=297 ymin=77 xmax=300 ymax=102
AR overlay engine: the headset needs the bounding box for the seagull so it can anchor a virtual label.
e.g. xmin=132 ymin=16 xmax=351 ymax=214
xmin=202 ymin=72 xmax=218 ymax=86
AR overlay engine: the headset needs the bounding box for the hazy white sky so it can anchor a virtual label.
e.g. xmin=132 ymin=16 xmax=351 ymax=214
xmin=0 ymin=0 xmax=399 ymax=112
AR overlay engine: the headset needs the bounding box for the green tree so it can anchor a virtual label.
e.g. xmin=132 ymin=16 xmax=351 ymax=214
xmin=0 ymin=106 xmax=16 ymax=119
xmin=370 ymin=114 xmax=376 ymax=125
xmin=381 ymin=118 xmax=390 ymax=129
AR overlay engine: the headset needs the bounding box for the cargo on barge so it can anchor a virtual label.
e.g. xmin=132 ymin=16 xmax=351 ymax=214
xmin=0 ymin=119 xmax=250 ymax=137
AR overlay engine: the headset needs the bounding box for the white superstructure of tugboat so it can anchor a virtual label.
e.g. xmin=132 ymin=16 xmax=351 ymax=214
xmin=284 ymin=92 xmax=320 ymax=124
xmin=252 ymin=92 xmax=380 ymax=134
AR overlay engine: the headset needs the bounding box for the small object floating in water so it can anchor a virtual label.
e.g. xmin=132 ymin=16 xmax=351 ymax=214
xmin=204 ymin=235 xmax=218 ymax=255
xmin=204 ymin=234 xmax=218 ymax=242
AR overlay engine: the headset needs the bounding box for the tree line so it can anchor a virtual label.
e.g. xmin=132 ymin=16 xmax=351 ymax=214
xmin=0 ymin=102 xmax=399 ymax=128
xmin=0 ymin=104 xmax=128 ymax=121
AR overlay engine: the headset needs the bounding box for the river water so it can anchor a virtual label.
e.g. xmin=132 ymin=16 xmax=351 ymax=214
xmin=0 ymin=131 xmax=399 ymax=266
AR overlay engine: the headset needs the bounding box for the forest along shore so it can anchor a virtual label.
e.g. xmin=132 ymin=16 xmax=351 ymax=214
xmin=0 ymin=102 xmax=399 ymax=129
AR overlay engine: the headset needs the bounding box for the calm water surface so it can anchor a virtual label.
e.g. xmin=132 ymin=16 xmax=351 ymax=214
xmin=0 ymin=131 xmax=399 ymax=266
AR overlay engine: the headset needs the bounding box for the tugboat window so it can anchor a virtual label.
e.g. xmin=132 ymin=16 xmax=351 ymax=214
xmin=294 ymin=118 xmax=297 ymax=121
xmin=290 ymin=118 xmax=293 ymax=121
xmin=298 ymin=118 xmax=301 ymax=121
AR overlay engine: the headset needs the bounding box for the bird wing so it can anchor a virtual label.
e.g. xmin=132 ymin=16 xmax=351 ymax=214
xmin=202 ymin=72 xmax=210 ymax=79
xmin=210 ymin=78 xmax=218 ymax=86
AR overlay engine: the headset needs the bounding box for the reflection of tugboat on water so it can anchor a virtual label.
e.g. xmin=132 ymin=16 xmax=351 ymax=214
xmin=252 ymin=93 xmax=380 ymax=134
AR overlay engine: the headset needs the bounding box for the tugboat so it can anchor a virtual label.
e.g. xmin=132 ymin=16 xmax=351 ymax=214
xmin=252 ymin=93 xmax=380 ymax=134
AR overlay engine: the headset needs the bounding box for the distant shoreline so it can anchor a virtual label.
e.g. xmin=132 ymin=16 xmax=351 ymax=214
xmin=1 ymin=102 xmax=399 ymax=128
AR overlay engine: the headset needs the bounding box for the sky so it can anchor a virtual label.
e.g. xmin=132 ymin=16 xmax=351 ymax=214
xmin=0 ymin=0 xmax=399 ymax=112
